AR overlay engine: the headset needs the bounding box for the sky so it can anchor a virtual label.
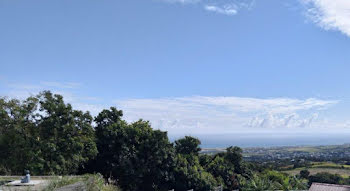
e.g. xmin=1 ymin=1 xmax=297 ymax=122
xmin=1 ymin=0 xmax=350 ymax=144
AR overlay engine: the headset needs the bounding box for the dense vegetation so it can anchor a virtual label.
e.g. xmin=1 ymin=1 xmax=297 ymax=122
xmin=0 ymin=91 xmax=345 ymax=190
xmin=42 ymin=174 xmax=121 ymax=191
xmin=0 ymin=91 xmax=97 ymax=175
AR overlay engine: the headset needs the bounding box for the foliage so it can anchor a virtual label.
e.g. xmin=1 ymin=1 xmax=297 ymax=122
xmin=43 ymin=176 xmax=80 ymax=191
xmin=239 ymin=173 xmax=280 ymax=191
xmin=175 ymin=136 xmax=201 ymax=155
xmin=225 ymin=146 xmax=243 ymax=174
xmin=300 ymin=169 xmax=310 ymax=179
xmin=203 ymin=154 xmax=238 ymax=190
xmin=0 ymin=97 xmax=40 ymax=175
xmin=173 ymin=154 xmax=218 ymax=191
xmin=37 ymin=91 xmax=98 ymax=175
xmin=239 ymin=171 xmax=308 ymax=191
xmin=91 ymin=108 xmax=175 ymax=191
xmin=0 ymin=91 xmax=324 ymax=191
xmin=308 ymin=172 xmax=350 ymax=185
xmin=84 ymin=174 xmax=121 ymax=191
xmin=0 ymin=91 xmax=97 ymax=175
xmin=42 ymin=174 xmax=121 ymax=191
xmin=265 ymin=170 xmax=308 ymax=190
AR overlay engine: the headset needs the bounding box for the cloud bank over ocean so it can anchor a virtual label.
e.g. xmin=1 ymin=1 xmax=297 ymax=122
xmin=115 ymin=96 xmax=338 ymax=134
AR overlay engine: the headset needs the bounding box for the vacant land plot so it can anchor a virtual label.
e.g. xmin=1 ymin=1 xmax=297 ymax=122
xmin=283 ymin=168 xmax=350 ymax=177
xmin=286 ymin=147 xmax=320 ymax=153
xmin=311 ymin=162 xmax=350 ymax=169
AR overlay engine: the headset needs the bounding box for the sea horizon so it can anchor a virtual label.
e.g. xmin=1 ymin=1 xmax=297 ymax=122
xmin=170 ymin=133 xmax=350 ymax=148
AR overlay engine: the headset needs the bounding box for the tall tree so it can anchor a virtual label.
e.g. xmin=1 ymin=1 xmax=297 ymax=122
xmin=174 ymin=136 xmax=201 ymax=155
xmin=36 ymin=91 xmax=97 ymax=175
xmin=91 ymin=107 xmax=125 ymax=175
xmin=225 ymin=146 xmax=243 ymax=174
xmin=0 ymin=91 xmax=97 ymax=175
xmin=205 ymin=155 xmax=238 ymax=190
xmin=173 ymin=154 xmax=218 ymax=191
xmin=93 ymin=108 xmax=175 ymax=191
xmin=300 ymin=169 xmax=310 ymax=179
xmin=0 ymin=97 xmax=40 ymax=174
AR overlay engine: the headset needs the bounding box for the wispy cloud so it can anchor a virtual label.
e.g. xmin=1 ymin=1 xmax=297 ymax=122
xmin=163 ymin=0 xmax=350 ymax=36
xmin=161 ymin=0 xmax=255 ymax=16
xmin=301 ymin=0 xmax=350 ymax=37
xmin=0 ymin=81 xmax=343 ymax=134
xmin=162 ymin=0 xmax=200 ymax=4
xmin=1 ymin=81 xmax=106 ymax=116
xmin=40 ymin=81 xmax=81 ymax=89
xmin=204 ymin=4 xmax=238 ymax=15
xmin=114 ymin=96 xmax=338 ymax=134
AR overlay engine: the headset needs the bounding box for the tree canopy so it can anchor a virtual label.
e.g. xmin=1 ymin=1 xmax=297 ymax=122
xmin=175 ymin=136 xmax=201 ymax=155
xmin=91 ymin=108 xmax=175 ymax=190
xmin=0 ymin=91 xmax=314 ymax=191
xmin=0 ymin=91 xmax=97 ymax=175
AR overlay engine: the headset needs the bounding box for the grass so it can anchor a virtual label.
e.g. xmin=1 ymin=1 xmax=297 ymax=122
xmin=283 ymin=168 xmax=350 ymax=178
xmin=0 ymin=177 xmax=13 ymax=186
xmin=44 ymin=174 xmax=121 ymax=191
xmin=285 ymin=147 xmax=320 ymax=153
xmin=311 ymin=162 xmax=350 ymax=169
xmin=282 ymin=162 xmax=350 ymax=178
xmin=0 ymin=174 xmax=121 ymax=191
xmin=83 ymin=174 xmax=121 ymax=191
xmin=0 ymin=180 xmax=11 ymax=186
xmin=43 ymin=174 xmax=121 ymax=191
xmin=42 ymin=176 xmax=81 ymax=191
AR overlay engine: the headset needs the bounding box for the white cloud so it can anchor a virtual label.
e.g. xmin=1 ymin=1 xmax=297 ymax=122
xmin=162 ymin=0 xmax=200 ymax=4
xmin=248 ymin=113 xmax=319 ymax=129
xmin=161 ymin=0 xmax=255 ymax=15
xmin=114 ymin=96 xmax=337 ymax=134
xmin=1 ymin=81 xmax=106 ymax=116
xmin=301 ymin=0 xmax=350 ymax=37
xmin=204 ymin=5 xmax=238 ymax=15
xmin=1 ymin=81 xmax=343 ymax=135
xmin=40 ymin=81 xmax=81 ymax=89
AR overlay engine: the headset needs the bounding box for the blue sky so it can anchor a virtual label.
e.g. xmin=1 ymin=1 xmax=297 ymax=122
xmin=1 ymin=0 xmax=350 ymax=137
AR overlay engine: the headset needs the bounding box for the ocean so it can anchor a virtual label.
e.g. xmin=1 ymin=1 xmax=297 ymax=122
xmin=169 ymin=133 xmax=350 ymax=148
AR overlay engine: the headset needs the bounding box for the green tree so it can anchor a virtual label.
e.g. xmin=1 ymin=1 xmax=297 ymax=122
xmin=225 ymin=146 xmax=243 ymax=174
xmin=0 ymin=97 xmax=40 ymax=174
xmin=300 ymin=169 xmax=310 ymax=179
xmin=308 ymin=172 xmax=345 ymax=185
xmin=264 ymin=170 xmax=307 ymax=190
xmin=93 ymin=108 xmax=175 ymax=191
xmin=239 ymin=173 xmax=279 ymax=191
xmin=35 ymin=91 xmax=98 ymax=175
xmin=90 ymin=107 xmax=125 ymax=176
xmin=173 ymin=154 xmax=218 ymax=191
xmin=0 ymin=91 xmax=97 ymax=175
xmin=239 ymin=171 xmax=307 ymax=191
xmin=205 ymin=155 xmax=237 ymax=190
xmin=174 ymin=136 xmax=201 ymax=155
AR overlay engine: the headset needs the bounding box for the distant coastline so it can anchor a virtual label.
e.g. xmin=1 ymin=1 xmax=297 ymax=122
xmin=170 ymin=132 xmax=350 ymax=148
xmin=201 ymin=143 xmax=350 ymax=152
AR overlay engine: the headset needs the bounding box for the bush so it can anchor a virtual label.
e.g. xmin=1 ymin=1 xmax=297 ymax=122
xmin=308 ymin=172 xmax=344 ymax=185
xmin=300 ymin=169 xmax=310 ymax=179
xmin=43 ymin=176 xmax=80 ymax=191
xmin=84 ymin=174 xmax=121 ymax=191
